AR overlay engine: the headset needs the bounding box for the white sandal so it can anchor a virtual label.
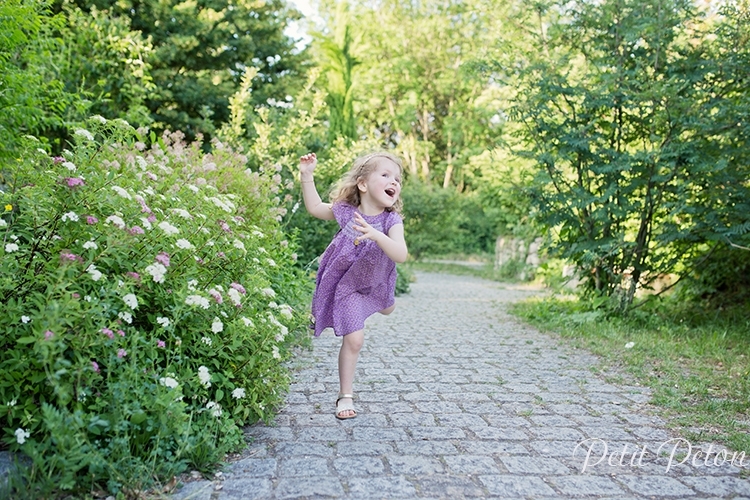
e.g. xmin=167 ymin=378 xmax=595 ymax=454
xmin=335 ymin=393 xmax=357 ymax=420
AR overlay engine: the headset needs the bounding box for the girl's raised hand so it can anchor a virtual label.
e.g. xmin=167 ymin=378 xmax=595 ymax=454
xmin=299 ymin=152 xmax=317 ymax=176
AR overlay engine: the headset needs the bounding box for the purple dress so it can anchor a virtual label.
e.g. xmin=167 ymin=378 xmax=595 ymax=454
xmin=311 ymin=202 xmax=403 ymax=337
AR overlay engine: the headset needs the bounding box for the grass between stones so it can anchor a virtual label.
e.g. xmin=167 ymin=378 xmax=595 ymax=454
xmin=407 ymin=261 xmax=750 ymax=458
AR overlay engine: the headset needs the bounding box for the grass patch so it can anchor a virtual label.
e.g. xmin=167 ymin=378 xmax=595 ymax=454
xmin=510 ymin=295 xmax=750 ymax=454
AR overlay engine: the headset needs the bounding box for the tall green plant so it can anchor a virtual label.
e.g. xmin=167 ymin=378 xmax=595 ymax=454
xmin=510 ymin=0 xmax=736 ymax=307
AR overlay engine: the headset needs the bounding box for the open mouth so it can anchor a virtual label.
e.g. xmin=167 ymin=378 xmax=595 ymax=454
xmin=385 ymin=188 xmax=396 ymax=197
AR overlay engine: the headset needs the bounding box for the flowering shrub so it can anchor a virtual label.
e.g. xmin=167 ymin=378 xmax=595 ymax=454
xmin=0 ymin=118 xmax=310 ymax=495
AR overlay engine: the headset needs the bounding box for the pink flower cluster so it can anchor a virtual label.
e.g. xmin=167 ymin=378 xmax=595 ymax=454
xmin=64 ymin=177 xmax=85 ymax=188
xmin=60 ymin=251 xmax=82 ymax=263
xmin=230 ymin=282 xmax=247 ymax=294
xmin=155 ymin=252 xmax=170 ymax=267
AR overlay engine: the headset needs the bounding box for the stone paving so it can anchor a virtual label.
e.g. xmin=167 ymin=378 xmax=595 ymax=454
xmin=172 ymin=272 xmax=750 ymax=499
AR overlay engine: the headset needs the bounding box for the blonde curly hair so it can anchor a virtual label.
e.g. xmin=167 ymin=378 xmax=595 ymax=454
xmin=330 ymin=151 xmax=404 ymax=213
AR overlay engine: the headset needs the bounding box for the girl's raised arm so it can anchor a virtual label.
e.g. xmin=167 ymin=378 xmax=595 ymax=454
xmin=299 ymin=153 xmax=334 ymax=221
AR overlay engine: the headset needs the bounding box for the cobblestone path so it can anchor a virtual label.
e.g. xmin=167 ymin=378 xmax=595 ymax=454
xmin=173 ymin=272 xmax=750 ymax=499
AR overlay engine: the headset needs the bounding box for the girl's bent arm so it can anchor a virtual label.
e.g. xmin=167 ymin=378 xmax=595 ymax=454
xmin=300 ymin=176 xmax=334 ymax=221
xmin=380 ymin=223 xmax=408 ymax=263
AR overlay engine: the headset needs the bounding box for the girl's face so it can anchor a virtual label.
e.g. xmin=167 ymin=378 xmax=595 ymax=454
xmin=359 ymin=159 xmax=402 ymax=209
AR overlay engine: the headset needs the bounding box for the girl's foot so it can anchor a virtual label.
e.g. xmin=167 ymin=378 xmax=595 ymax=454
xmin=335 ymin=394 xmax=357 ymax=420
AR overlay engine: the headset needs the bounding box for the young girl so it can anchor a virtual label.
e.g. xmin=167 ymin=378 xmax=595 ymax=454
xmin=299 ymin=151 xmax=407 ymax=420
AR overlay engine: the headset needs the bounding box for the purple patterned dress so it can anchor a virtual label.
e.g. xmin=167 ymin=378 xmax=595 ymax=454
xmin=311 ymin=202 xmax=403 ymax=337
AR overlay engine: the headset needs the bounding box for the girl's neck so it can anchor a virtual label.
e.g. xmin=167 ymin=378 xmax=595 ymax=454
xmin=357 ymin=198 xmax=385 ymax=216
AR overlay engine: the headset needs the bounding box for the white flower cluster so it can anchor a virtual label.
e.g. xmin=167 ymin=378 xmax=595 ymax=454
xmin=206 ymin=401 xmax=222 ymax=417
xmin=87 ymin=264 xmax=103 ymax=281
xmin=61 ymin=211 xmax=79 ymax=222
xmin=122 ymin=293 xmax=138 ymax=309
xmin=159 ymin=376 xmax=179 ymax=389
xmin=145 ymin=263 xmax=167 ymax=283
xmin=158 ymin=221 xmax=180 ymax=236
xmin=211 ymin=318 xmax=223 ymax=333
xmin=198 ymin=366 xmax=211 ymax=388
xmin=185 ymin=294 xmax=210 ymax=309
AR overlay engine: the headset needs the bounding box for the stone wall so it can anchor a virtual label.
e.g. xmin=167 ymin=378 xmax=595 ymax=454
xmin=495 ymin=236 xmax=544 ymax=279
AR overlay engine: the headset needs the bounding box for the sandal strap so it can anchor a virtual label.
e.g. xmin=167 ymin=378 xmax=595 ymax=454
xmin=336 ymin=393 xmax=354 ymax=403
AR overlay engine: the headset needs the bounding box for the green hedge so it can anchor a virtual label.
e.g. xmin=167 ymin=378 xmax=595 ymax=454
xmin=0 ymin=118 xmax=311 ymax=496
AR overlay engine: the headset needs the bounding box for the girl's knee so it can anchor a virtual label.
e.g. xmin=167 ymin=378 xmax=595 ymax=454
xmin=343 ymin=330 xmax=364 ymax=351
xmin=380 ymin=304 xmax=396 ymax=315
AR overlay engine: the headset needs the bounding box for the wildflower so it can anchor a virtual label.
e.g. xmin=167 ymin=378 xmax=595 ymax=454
xmin=156 ymin=316 xmax=170 ymax=327
xmin=82 ymin=240 xmax=98 ymax=251
xmin=266 ymin=258 xmax=277 ymax=267
xmin=0 ymin=219 xmax=6 ymax=228
xmin=228 ymin=288 xmax=242 ymax=307
xmin=4 ymin=204 xmax=12 ymax=211
xmin=53 ymin=156 xmax=64 ymax=164
xmin=145 ymin=262 xmax=167 ymax=283
xmin=258 ymin=247 xmax=267 ymax=254
xmin=86 ymin=215 xmax=98 ymax=224
xmin=153 ymin=252 xmax=170 ymax=267
xmin=187 ymin=279 xmax=198 ymax=290
xmin=158 ymin=221 xmax=179 ymax=235
xmin=157 ymin=339 xmax=166 ymax=348
xmin=117 ymin=311 xmax=133 ymax=324
xmin=135 ymin=195 xmax=152 ymax=214
xmin=187 ymin=184 xmax=200 ymax=193
xmin=260 ymin=288 xmax=276 ymax=298
xmin=61 ymin=211 xmax=79 ymax=222
xmin=206 ymin=401 xmax=222 ymax=417
xmin=201 ymin=336 xmax=212 ymax=346
xmin=171 ymin=208 xmax=192 ymax=219
xmin=175 ymin=238 xmax=193 ymax=250
xmin=60 ymin=252 xmax=81 ymax=263
xmin=125 ymin=272 xmax=141 ymax=282
xmin=146 ymin=171 xmax=158 ymax=181
xmin=65 ymin=177 xmax=85 ymax=188
xmin=87 ymin=264 xmax=103 ymax=281
xmin=5 ymin=243 xmax=19 ymax=253
xmin=159 ymin=377 xmax=178 ymax=388
xmin=21 ymin=316 xmax=30 ymax=324
xmin=198 ymin=366 xmax=211 ymax=387
xmin=44 ymin=330 xmax=54 ymax=341
xmin=129 ymin=226 xmax=145 ymax=235
xmin=230 ymin=282 xmax=246 ymax=294
xmin=232 ymin=388 xmax=246 ymax=399
xmin=111 ymin=187 xmax=131 ymax=201
xmin=241 ymin=317 xmax=254 ymax=327
xmin=106 ymin=215 xmax=126 ymax=229
xmin=625 ymin=342 xmax=635 ymax=349
xmin=232 ymin=239 xmax=245 ymax=251
xmin=91 ymin=115 xmax=107 ymax=124
xmin=14 ymin=428 xmax=30 ymax=445
xmin=74 ymin=128 xmax=95 ymax=141
xmin=218 ymin=220 xmax=231 ymax=232
xmin=101 ymin=328 xmax=114 ymax=339
xmin=209 ymin=289 xmax=223 ymax=304
xmin=92 ymin=361 xmax=100 ymax=373
xmin=117 ymin=348 xmax=127 ymax=358
xmin=272 ymin=346 xmax=281 ymax=360
xmin=147 ymin=214 xmax=157 ymax=223
xmin=279 ymin=304 xmax=293 ymax=320
xmin=175 ymin=337 xmax=182 ymax=346
xmin=122 ymin=293 xmax=138 ymax=309
xmin=118 ymin=330 xmax=125 ymax=337
xmin=62 ymin=161 xmax=77 ymax=171
xmin=280 ymin=240 xmax=289 ymax=247
xmin=211 ymin=318 xmax=223 ymax=333
xmin=216 ymin=252 xmax=226 ymax=259
xmin=185 ymin=295 xmax=210 ymax=309
xmin=72 ymin=293 xmax=80 ymax=299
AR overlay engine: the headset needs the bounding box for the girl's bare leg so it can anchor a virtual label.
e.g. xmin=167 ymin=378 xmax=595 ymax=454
xmin=379 ymin=304 xmax=395 ymax=315
xmin=338 ymin=329 xmax=364 ymax=417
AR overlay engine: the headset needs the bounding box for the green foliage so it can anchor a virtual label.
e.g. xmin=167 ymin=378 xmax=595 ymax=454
xmin=64 ymin=0 xmax=309 ymax=143
xmin=0 ymin=119 xmax=310 ymax=496
xmin=0 ymin=0 xmax=72 ymax=159
xmin=508 ymin=0 xmax=750 ymax=307
xmin=401 ymin=181 xmax=496 ymax=258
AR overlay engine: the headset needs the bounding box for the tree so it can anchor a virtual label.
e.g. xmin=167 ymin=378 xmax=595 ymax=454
xmin=60 ymin=0 xmax=310 ymax=142
xmin=511 ymin=0 xmax=720 ymax=306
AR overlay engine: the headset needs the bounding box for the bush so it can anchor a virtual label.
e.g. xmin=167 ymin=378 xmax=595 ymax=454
xmin=401 ymin=182 xmax=496 ymax=259
xmin=0 ymin=118 xmax=311 ymax=496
